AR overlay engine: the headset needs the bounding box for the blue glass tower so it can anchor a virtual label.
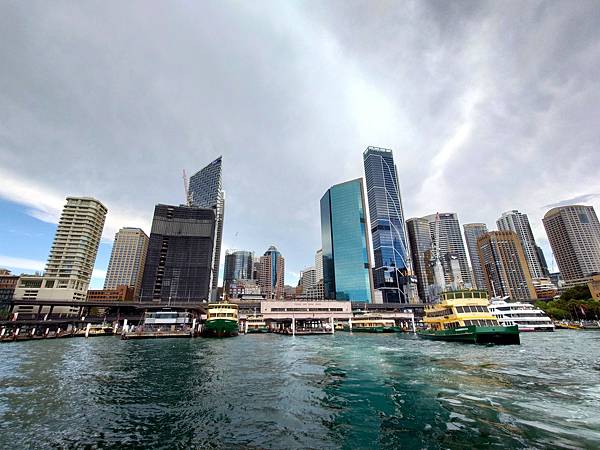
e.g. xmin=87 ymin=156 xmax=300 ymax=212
xmin=189 ymin=156 xmax=224 ymax=301
xmin=320 ymin=178 xmax=374 ymax=302
xmin=363 ymin=147 xmax=411 ymax=303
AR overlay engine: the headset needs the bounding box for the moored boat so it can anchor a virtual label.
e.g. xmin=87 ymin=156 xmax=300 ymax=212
xmin=417 ymin=290 xmax=520 ymax=345
xmin=122 ymin=311 xmax=194 ymax=340
xmin=203 ymin=302 xmax=239 ymax=337
xmin=488 ymin=300 xmax=554 ymax=332
xmin=344 ymin=315 xmax=402 ymax=333
xmin=244 ymin=314 xmax=269 ymax=333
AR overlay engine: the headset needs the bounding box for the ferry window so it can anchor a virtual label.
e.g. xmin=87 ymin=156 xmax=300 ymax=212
xmin=447 ymin=293 xmax=455 ymax=299
xmin=464 ymin=292 xmax=472 ymax=299
xmin=473 ymin=292 xmax=480 ymax=298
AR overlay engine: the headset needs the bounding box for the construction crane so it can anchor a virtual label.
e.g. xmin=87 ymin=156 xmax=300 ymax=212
xmin=182 ymin=169 xmax=193 ymax=206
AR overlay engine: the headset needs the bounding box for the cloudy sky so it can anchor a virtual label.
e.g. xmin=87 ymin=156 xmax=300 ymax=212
xmin=1 ymin=0 xmax=599 ymax=288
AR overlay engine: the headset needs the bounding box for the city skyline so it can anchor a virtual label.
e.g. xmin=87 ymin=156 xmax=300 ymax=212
xmin=2 ymin=2 xmax=600 ymax=287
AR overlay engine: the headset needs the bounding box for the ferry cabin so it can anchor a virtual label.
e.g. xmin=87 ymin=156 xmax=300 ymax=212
xmin=424 ymin=290 xmax=498 ymax=331
xmin=348 ymin=316 xmax=399 ymax=332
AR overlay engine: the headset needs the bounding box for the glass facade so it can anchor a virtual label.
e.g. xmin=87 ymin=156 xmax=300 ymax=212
xmin=223 ymin=250 xmax=254 ymax=286
xmin=189 ymin=156 xmax=224 ymax=300
xmin=363 ymin=147 xmax=411 ymax=303
xmin=320 ymin=179 xmax=373 ymax=302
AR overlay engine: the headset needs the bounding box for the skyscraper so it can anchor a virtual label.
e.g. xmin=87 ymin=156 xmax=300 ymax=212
xmin=422 ymin=213 xmax=472 ymax=288
xmin=315 ymin=249 xmax=323 ymax=282
xmin=321 ymin=178 xmax=374 ymax=302
xmin=258 ymin=246 xmax=285 ymax=299
xmin=140 ymin=204 xmax=216 ymax=302
xmin=463 ymin=223 xmax=488 ymax=290
xmin=223 ymin=250 xmax=254 ymax=287
xmin=497 ymin=210 xmax=544 ymax=279
xmin=40 ymin=197 xmax=107 ymax=301
xmin=363 ymin=146 xmax=411 ymax=303
xmin=104 ymin=227 xmax=149 ymax=297
xmin=406 ymin=217 xmax=434 ymax=303
xmin=477 ymin=231 xmax=537 ymax=301
xmin=189 ymin=156 xmax=224 ymax=301
xmin=543 ymin=205 xmax=600 ymax=286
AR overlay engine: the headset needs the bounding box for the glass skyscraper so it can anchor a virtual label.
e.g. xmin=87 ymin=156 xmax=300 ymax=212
xmin=189 ymin=156 xmax=224 ymax=301
xmin=363 ymin=147 xmax=411 ymax=303
xmin=223 ymin=250 xmax=254 ymax=287
xmin=320 ymin=178 xmax=374 ymax=302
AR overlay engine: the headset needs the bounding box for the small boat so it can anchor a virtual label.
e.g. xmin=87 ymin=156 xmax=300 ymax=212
xmin=417 ymin=290 xmax=520 ymax=345
xmin=202 ymin=302 xmax=239 ymax=337
xmin=245 ymin=314 xmax=269 ymax=333
xmin=74 ymin=323 xmax=115 ymax=337
xmin=345 ymin=315 xmax=402 ymax=333
xmin=488 ymin=300 xmax=554 ymax=332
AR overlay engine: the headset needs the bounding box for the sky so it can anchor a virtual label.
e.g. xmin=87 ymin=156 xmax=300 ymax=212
xmin=1 ymin=0 xmax=600 ymax=288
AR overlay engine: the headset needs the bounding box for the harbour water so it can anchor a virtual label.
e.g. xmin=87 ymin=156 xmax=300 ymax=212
xmin=1 ymin=331 xmax=599 ymax=449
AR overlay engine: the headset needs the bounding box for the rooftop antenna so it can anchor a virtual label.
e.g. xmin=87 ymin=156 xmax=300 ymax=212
xmin=182 ymin=169 xmax=193 ymax=206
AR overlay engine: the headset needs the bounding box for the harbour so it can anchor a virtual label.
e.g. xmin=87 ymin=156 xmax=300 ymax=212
xmin=1 ymin=331 xmax=599 ymax=449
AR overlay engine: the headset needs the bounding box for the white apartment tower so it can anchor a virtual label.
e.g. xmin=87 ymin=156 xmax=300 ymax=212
xmin=497 ymin=210 xmax=544 ymax=279
xmin=315 ymin=249 xmax=323 ymax=282
xmin=104 ymin=227 xmax=149 ymax=297
xmin=15 ymin=197 xmax=108 ymax=302
xmin=543 ymin=205 xmax=600 ymax=286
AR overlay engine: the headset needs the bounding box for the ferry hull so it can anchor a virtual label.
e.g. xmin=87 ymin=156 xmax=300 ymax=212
xmin=417 ymin=325 xmax=520 ymax=345
xmin=246 ymin=327 xmax=269 ymax=334
xmin=345 ymin=326 xmax=402 ymax=333
xmin=202 ymin=319 xmax=239 ymax=338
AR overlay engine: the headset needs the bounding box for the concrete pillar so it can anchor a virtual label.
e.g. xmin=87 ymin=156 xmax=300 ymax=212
xmin=411 ymin=314 xmax=416 ymax=333
xmin=45 ymin=327 xmax=49 ymax=336
xmin=0 ymin=327 xmax=5 ymax=337
xmin=15 ymin=328 xmax=20 ymax=336
xmin=349 ymin=317 xmax=353 ymax=331
xmin=122 ymin=319 xmax=128 ymax=335
xmin=12 ymin=312 xmax=18 ymax=322
xmin=85 ymin=323 xmax=91 ymax=338
xmin=330 ymin=316 xmax=334 ymax=334
xmin=31 ymin=327 xmax=36 ymax=336
xmin=245 ymin=320 xmax=248 ymax=334
xmin=113 ymin=321 xmax=118 ymax=334
xmin=292 ymin=316 xmax=295 ymax=336
xmin=192 ymin=318 xmax=197 ymax=336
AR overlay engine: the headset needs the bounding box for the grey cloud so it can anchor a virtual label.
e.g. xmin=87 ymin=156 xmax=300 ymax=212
xmin=1 ymin=0 xmax=600 ymax=280
xmin=543 ymin=194 xmax=600 ymax=209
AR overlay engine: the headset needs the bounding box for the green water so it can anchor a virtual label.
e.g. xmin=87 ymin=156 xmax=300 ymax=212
xmin=1 ymin=331 xmax=599 ymax=449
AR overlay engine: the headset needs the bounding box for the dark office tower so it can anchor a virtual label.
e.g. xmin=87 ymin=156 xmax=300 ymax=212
xmin=363 ymin=147 xmax=411 ymax=303
xmin=422 ymin=213 xmax=472 ymax=288
xmin=140 ymin=204 xmax=216 ymax=302
xmin=463 ymin=223 xmax=489 ymax=290
xmin=223 ymin=250 xmax=254 ymax=288
xmin=321 ymin=178 xmax=374 ymax=302
xmin=406 ymin=217 xmax=434 ymax=303
xmin=189 ymin=156 xmax=224 ymax=301
xmin=535 ymin=245 xmax=550 ymax=277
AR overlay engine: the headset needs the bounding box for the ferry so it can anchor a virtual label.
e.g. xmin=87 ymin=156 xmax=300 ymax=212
xmin=417 ymin=290 xmax=520 ymax=345
xmin=345 ymin=315 xmax=401 ymax=333
xmin=488 ymin=299 xmax=555 ymax=332
xmin=122 ymin=311 xmax=193 ymax=339
xmin=203 ymin=302 xmax=239 ymax=337
xmin=244 ymin=314 xmax=269 ymax=333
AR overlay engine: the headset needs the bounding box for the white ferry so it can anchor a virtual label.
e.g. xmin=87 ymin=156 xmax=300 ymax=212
xmin=488 ymin=300 xmax=554 ymax=332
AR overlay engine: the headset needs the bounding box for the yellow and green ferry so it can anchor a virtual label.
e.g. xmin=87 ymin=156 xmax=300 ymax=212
xmin=202 ymin=302 xmax=239 ymax=337
xmin=345 ymin=315 xmax=402 ymax=333
xmin=245 ymin=315 xmax=269 ymax=333
xmin=417 ymin=290 xmax=520 ymax=345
